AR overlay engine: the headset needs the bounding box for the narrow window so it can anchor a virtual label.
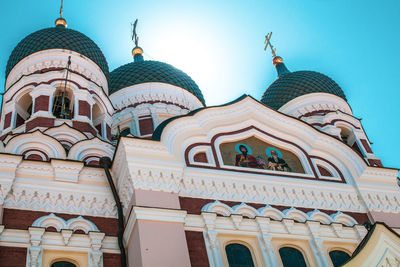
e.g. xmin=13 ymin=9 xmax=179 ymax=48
xmin=225 ymin=243 xmax=255 ymax=267
xmin=279 ymin=247 xmax=307 ymax=267
xmin=329 ymin=250 xmax=351 ymax=267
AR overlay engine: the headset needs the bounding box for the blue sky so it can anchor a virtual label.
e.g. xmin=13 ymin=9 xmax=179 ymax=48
xmin=0 ymin=0 xmax=399 ymax=169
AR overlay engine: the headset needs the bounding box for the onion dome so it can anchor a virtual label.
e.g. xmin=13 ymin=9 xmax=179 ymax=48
xmin=110 ymin=56 xmax=205 ymax=105
xmin=261 ymin=56 xmax=346 ymax=110
xmin=6 ymin=24 xmax=109 ymax=79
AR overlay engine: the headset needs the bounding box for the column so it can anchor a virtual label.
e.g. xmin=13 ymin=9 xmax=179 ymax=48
xmin=306 ymin=221 xmax=330 ymax=267
xmin=256 ymin=217 xmax=279 ymax=267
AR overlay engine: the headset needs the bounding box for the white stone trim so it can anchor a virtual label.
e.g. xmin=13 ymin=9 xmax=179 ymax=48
xmin=278 ymin=93 xmax=352 ymax=118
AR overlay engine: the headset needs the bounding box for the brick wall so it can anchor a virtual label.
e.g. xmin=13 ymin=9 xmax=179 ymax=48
xmin=26 ymin=117 xmax=55 ymax=131
xmin=3 ymin=209 xmax=118 ymax=236
xmin=103 ymin=253 xmax=122 ymax=266
xmin=185 ymin=231 xmax=210 ymax=267
xmin=72 ymin=121 xmax=97 ymax=137
xmin=3 ymin=112 xmax=12 ymax=129
xmin=139 ymin=117 xmax=154 ymax=135
xmin=0 ymin=246 xmax=27 ymax=267
xmin=16 ymin=113 xmax=25 ymax=128
xmin=34 ymin=95 xmax=50 ymax=112
xmin=78 ymin=100 xmax=91 ymax=118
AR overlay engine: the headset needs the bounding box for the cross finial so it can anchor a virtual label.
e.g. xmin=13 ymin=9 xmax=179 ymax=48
xmin=131 ymin=19 xmax=139 ymax=47
xmin=60 ymin=0 xmax=64 ymax=18
xmin=264 ymin=32 xmax=277 ymax=57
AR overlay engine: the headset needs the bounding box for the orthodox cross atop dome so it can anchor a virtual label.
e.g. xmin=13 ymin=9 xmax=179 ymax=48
xmin=264 ymin=32 xmax=277 ymax=58
xmin=55 ymin=0 xmax=67 ymax=27
xmin=131 ymin=19 xmax=144 ymax=62
xmin=264 ymin=32 xmax=290 ymax=77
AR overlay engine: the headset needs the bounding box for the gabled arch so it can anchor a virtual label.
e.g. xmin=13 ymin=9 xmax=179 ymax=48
xmin=257 ymin=205 xmax=285 ymax=221
xmin=66 ymin=216 xmax=99 ymax=234
xmin=68 ymin=137 xmax=114 ymax=164
xmin=283 ymin=207 xmax=309 ymax=222
xmin=44 ymin=124 xmax=88 ymax=147
xmin=5 ymin=130 xmax=66 ymax=159
xmin=232 ymin=203 xmax=258 ymax=218
xmin=201 ymin=200 xmax=233 ymax=216
xmin=330 ymin=211 xmax=358 ymax=226
xmin=32 ymin=213 xmax=99 ymax=233
xmin=32 ymin=213 xmax=67 ymax=231
xmin=307 ymin=209 xmax=333 ymax=224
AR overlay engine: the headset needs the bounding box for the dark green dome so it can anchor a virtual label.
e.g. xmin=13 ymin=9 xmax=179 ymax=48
xmin=6 ymin=26 xmax=109 ymax=80
xmin=110 ymin=60 xmax=205 ymax=105
xmin=261 ymin=70 xmax=346 ymax=110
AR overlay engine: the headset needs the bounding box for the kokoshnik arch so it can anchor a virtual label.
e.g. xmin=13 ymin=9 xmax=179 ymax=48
xmin=0 ymin=5 xmax=399 ymax=267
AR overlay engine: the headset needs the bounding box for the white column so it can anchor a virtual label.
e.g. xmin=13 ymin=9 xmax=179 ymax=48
xmin=89 ymin=232 xmax=105 ymax=267
xmin=306 ymin=221 xmax=330 ymax=267
xmin=28 ymin=227 xmax=45 ymax=267
xmin=202 ymin=213 xmax=224 ymax=267
xmin=256 ymin=217 xmax=279 ymax=267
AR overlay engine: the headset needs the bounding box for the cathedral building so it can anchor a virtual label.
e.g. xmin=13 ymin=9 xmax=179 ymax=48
xmin=0 ymin=9 xmax=399 ymax=267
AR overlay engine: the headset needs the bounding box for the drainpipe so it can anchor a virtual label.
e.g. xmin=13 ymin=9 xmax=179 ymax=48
xmin=99 ymin=157 xmax=127 ymax=267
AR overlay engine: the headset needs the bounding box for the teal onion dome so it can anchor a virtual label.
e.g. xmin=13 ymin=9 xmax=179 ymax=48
xmin=261 ymin=57 xmax=346 ymax=110
xmin=109 ymin=60 xmax=205 ymax=105
xmin=6 ymin=26 xmax=109 ymax=80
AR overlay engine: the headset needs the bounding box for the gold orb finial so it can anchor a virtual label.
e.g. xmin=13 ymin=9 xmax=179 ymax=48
xmin=273 ymin=56 xmax=283 ymax=66
xmin=132 ymin=47 xmax=143 ymax=57
xmin=55 ymin=17 xmax=67 ymax=27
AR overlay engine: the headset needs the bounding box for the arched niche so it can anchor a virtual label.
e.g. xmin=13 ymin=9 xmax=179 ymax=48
xmin=15 ymin=91 xmax=32 ymax=127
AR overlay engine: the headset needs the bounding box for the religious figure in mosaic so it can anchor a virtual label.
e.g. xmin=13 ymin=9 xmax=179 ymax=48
xmin=235 ymin=144 xmax=261 ymax=168
xmin=266 ymin=148 xmax=291 ymax=172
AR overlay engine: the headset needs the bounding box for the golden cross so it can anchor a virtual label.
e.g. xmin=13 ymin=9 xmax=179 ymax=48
xmin=131 ymin=19 xmax=139 ymax=47
xmin=60 ymin=0 xmax=64 ymax=18
xmin=264 ymin=32 xmax=277 ymax=57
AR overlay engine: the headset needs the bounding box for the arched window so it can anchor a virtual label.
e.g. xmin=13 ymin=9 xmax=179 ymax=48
xmin=225 ymin=243 xmax=255 ymax=267
xmin=279 ymin=247 xmax=307 ymax=267
xmin=329 ymin=250 xmax=351 ymax=267
xmin=53 ymin=88 xmax=74 ymax=119
xmin=51 ymin=261 xmax=76 ymax=267
xmin=339 ymin=127 xmax=352 ymax=144
xmin=16 ymin=93 xmax=32 ymax=127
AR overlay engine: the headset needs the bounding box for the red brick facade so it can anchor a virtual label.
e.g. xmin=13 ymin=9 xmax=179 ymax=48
xmin=317 ymin=165 xmax=332 ymax=177
xmin=72 ymin=121 xmax=97 ymax=137
xmin=16 ymin=113 xmax=25 ymax=128
xmin=194 ymin=152 xmax=208 ymax=163
xmin=106 ymin=124 xmax=111 ymax=140
xmin=78 ymin=100 xmax=91 ymax=118
xmin=360 ymin=139 xmax=373 ymax=154
xmin=3 ymin=112 xmax=12 ymax=129
xmin=185 ymin=231 xmax=210 ymax=267
xmin=26 ymin=116 xmax=55 ymax=131
xmin=34 ymin=95 xmax=50 ymax=112
xmin=139 ymin=117 xmax=154 ymax=135
xmin=179 ymin=197 xmax=369 ymax=224
xmin=103 ymin=253 xmax=122 ymax=266
xmin=0 ymin=246 xmax=27 ymax=267
xmin=3 ymin=208 xmax=119 ymax=236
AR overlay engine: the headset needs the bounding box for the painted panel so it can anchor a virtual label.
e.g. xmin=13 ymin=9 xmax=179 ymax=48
xmin=220 ymin=136 xmax=305 ymax=173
